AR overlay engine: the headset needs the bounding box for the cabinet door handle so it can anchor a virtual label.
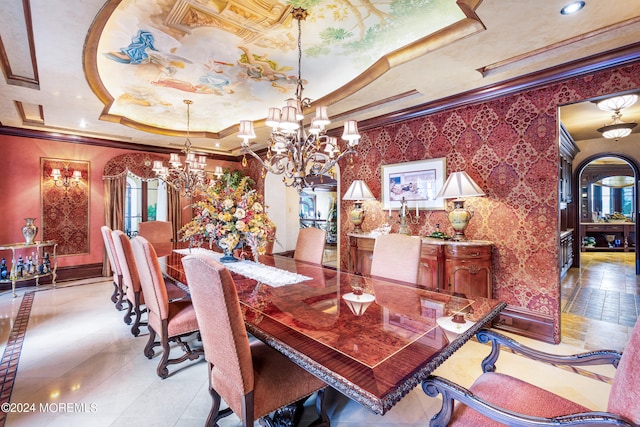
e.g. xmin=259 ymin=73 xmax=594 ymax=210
xmin=469 ymin=251 xmax=480 ymax=257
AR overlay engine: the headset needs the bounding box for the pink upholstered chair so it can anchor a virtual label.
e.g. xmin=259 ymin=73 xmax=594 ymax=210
xmin=370 ymin=233 xmax=422 ymax=284
xmin=130 ymin=236 xmax=203 ymax=378
xmin=294 ymin=227 xmax=326 ymax=265
xmin=113 ymin=230 xmax=190 ymax=336
xmin=100 ymin=225 xmax=124 ymax=310
xmin=112 ymin=230 xmax=145 ymax=335
xmin=181 ymin=253 xmax=329 ymax=427
xmin=423 ymin=320 xmax=640 ymax=426
xmin=138 ymin=220 xmax=173 ymax=257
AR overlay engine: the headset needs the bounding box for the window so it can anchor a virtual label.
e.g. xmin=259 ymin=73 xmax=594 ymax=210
xmin=124 ymin=173 xmax=167 ymax=236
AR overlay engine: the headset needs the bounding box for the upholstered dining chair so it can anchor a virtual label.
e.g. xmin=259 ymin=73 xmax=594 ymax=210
xmin=138 ymin=220 xmax=173 ymax=257
xmin=111 ymin=229 xmax=145 ymax=336
xmin=112 ymin=230 xmax=190 ymax=336
xmin=181 ymin=253 xmax=329 ymax=427
xmin=423 ymin=319 xmax=640 ymax=426
xmin=100 ymin=225 xmax=124 ymax=310
xmin=130 ymin=236 xmax=203 ymax=378
xmin=294 ymin=227 xmax=327 ymax=265
xmin=370 ymin=233 xmax=422 ymax=284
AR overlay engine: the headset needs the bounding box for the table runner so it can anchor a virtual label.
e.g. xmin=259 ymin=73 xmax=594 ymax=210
xmin=174 ymin=248 xmax=312 ymax=288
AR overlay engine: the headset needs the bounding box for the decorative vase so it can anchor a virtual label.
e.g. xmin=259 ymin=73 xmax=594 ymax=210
xmin=22 ymin=218 xmax=38 ymax=245
xmin=217 ymin=240 xmax=241 ymax=263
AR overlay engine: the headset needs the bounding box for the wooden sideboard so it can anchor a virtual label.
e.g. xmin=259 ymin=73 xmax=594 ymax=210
xmin=348 ymin=233 xmax=494 ymax=298
xmin=580 ymin=222 xmax=636 ymax=252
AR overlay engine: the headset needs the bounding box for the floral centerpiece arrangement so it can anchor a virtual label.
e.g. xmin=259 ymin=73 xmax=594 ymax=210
xmin=179 ymin=174 xmax=275 ymax=262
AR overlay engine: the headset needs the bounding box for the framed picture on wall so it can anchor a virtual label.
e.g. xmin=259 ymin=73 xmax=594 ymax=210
xmin=381 ymin=158 xmax=446 ymax=211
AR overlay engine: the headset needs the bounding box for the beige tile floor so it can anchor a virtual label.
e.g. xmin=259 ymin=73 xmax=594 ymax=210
xmin=0 ymin=256 xmax=629 ymax=426
xmin=561 ymin=251 xmax=638 ymax=352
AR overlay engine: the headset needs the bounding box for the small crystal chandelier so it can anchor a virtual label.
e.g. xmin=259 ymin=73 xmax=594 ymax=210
xmin=153 ymin=100 xmax=220 ymax=197
xmin=237 ymin=8 xmax=361 ymax=193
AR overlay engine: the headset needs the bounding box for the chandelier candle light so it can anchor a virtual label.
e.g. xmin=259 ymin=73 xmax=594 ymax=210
xmin=153 ymin=100 xmax=222 ymax=197
xmin=436 ymin=171 xmax=485 ymax=241
xmin=237 ymin=8 xmax=361 ymax=193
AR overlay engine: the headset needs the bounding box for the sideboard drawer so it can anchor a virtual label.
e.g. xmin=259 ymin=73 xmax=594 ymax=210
xmin=445 ymin=245 xmax=492 ymax=259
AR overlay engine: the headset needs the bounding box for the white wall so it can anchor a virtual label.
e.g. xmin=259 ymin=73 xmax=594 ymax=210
xmin=264 ymin=173 xmax=300 ymax=252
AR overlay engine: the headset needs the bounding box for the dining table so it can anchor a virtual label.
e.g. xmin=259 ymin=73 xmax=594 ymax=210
xmin=160 ymin=247 xmax=506 ymax=416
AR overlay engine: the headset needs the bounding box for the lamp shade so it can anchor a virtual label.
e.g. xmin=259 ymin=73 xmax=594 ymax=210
xmin=436 ymin=171 xmax=485 ymax=199
xmin=343 ymin=180 xmax=375 ymax=201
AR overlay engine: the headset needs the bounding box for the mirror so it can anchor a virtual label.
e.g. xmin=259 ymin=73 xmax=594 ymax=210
xmin=580 ymin=157 xmax=636 ymax=223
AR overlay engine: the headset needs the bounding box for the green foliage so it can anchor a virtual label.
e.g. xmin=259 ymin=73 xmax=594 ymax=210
xmin=288 ymin=0 xmax=323 ymax=10
xmin=147 ymin=204 xmax=157 ymax=221
xmin=216 ymin=168 xmax=255 ymax=191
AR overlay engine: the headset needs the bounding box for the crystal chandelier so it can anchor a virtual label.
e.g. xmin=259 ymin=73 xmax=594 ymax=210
xmin=237 ymin=8 xmax=361 ymax=193
xmin=153 ymin=100 xmax=221 ymax=197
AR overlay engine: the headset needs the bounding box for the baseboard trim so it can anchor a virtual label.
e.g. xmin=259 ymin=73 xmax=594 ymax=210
xmin=492 ymin=305 xmax=556 ymax=344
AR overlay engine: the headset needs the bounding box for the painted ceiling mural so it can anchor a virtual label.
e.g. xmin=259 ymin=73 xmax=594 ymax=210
xmin=90 ymin=0 xmax=463 ymax=135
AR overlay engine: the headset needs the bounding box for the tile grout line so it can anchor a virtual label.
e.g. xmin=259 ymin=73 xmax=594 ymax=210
xmin=0 ymin=291 xmax=34 ymax=427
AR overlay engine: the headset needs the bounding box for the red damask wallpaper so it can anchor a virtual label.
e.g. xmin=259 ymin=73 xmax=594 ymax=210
xmin=41 ymin=158 xmax=90 ymax=255
xmin=247 ymin=62 xmax=640 ymax=342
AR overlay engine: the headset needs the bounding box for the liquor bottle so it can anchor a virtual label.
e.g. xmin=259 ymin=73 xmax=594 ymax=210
xmin=0 ymin=258 xmax=7 ymax=280
xmin=17 ymin=255 xmax=24 ymax=278
xmin=27 ymin=256 xmax=34 ymax=275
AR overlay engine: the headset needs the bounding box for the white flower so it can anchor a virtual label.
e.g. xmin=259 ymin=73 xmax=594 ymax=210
xmin=252 ymin=202 xmax=263 ymax=212
xmin=235 ymin=220 xmax=247 ymax=232
xmin=205 ymin=223 xmax=215 ymax=233
xmin=223 ymin=198 xmax=234 ymax=209
xmin=234 ymin=208 xmax=246 ymax=219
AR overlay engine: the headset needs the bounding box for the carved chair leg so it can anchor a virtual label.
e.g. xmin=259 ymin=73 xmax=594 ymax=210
xmin=131 ymin=292 xmax=145 ymax=337
xmin=310 ymin=388 xmax=330 ymax=427
xmin=114 ymin=275 xmax=125 ymax=311
xmin=144 ymin=326 xmax=157 ymax=359
xmin=110 ymin=280 xmax=118 ymax=303
xmin=206 ymin=372 xmax=232 ymax=427
xmin=123 ymin=298 xmax=134 ymax=325
xmin=156 ymin=322 xmax=171 ymax=379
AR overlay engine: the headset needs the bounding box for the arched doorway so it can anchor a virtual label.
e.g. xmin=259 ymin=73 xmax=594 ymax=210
xmin=264 ymin=169 xmax=341 ymax=267
xmin=575 ymin=154 xmax=639 ymax=274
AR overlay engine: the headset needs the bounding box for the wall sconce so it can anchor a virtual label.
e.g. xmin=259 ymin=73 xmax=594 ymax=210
xmin=342 ymin=180 xmax=376 ymax=232
xmin=51 ymin=167 xmax=82 ymax=189
xmin=436 ymin=171 xmax=485 ymax=241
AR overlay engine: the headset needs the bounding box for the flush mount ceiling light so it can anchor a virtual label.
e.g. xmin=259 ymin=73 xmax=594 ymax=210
xmin=560 ymin=1 xmax=585 ymax=15
xmin=597 ymin=94 xmax=638 ymax=112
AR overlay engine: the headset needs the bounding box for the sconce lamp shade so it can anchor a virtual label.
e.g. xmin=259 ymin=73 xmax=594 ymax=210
xmin=343 ymin=180 xmax=376 ymax=232
xmin=437 ymin=171 xmax=485 ymax=241
xmin=436 ymin=171 xmax=485 ymax=200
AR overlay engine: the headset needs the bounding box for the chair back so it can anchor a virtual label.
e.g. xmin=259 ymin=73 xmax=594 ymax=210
xmin=100 ymin=225 xmax=122 ymax=277
xmin=111 ymin=230 xmax=141 ymax=294
xmin=138 ymin=221 xmax=173 ymax=256
xmin=138 ymin=220 xmax=173 ymax=242
xmin=370 ymin=233 xmax=422 ymax=284
xmin=181 ymin=254 xmax=254 ymax=403
xmin=608 ymin=317 xmax=640 ymax=424
xmin=294 ymin=227 xmax=326 ymax=264
xmin=130 ymin=236 xmax=169 ymax=321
